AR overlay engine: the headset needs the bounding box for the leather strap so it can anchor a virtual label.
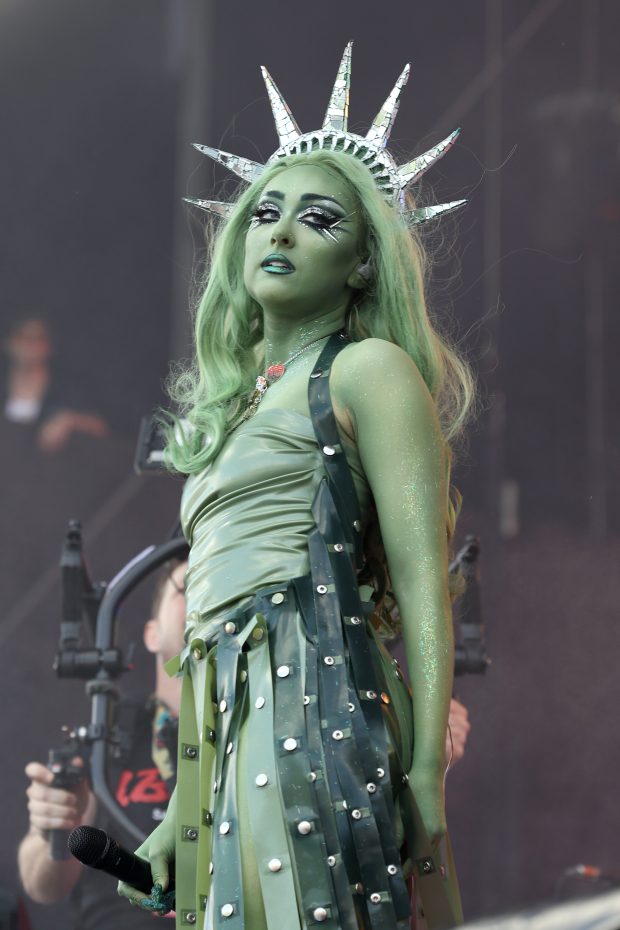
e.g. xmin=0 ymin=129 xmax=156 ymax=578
xmin=307 ymin=332 xmax=364 ymax=569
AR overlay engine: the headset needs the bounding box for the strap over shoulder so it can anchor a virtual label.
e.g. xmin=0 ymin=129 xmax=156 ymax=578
xmin=307 ymin=332 xmax=364 ymax=569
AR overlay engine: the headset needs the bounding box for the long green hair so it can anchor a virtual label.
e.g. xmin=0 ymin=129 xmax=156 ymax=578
xmin=166 ymin=148 xmax=474 ymax=534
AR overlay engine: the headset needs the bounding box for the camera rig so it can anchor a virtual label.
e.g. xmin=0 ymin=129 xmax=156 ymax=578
xmin=450 ymin=535 xmax=488 ymax=676
xmin=52 ymin=520 xmax=188 ymax=846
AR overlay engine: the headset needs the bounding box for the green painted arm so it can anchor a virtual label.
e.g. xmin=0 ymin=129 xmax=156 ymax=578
xmin=117 ymin=786 xmax=177 ymax=910
xmin=334 ymin=338 xmax=454 ymax=848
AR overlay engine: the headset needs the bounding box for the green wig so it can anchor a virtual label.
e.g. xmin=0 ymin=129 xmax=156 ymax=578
xmin=165 ymin=149 xmax=475 ymax=516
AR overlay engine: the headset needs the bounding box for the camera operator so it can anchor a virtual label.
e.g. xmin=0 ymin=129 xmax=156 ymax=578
xmin=17 ymin=560 xmax=187 ymax=928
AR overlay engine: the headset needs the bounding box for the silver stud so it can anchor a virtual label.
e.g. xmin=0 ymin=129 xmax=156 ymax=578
xmin=276 ymin=665 xmax=290 ymax=678
xmin=394 ymin=669 xmax=402 ymax=680
xmin=353 ymin=520 xmax=362 ymax=532
xmin=316 ymin=584 xmax=328 ymax=595
xmin=347 ymin=702 xmax=355 ymax=712
xmin=255 ymin=696 xmax=266 ymax=709
xmin=184 ymin=746 xmax=197 ymax=759
xmin=370 ymin=892 xmax=381 ymax=904
xmin=334 ymin=543 xmax=344 ymax=552
xmin=322 ymin=445 xmax=336 ymax=456
xmin=271 ymin=592 xmax=285 ymax=605
xmin=350 ymin=616 xmax=362 ymax=625
xmin=209 ymin=861 xmax=214 ymax=875
xmin=351 ymin=809 xmax=362 ymax=820
xmin=327 ymin=855 xmax=336 ymax=867
xmin=186 ymin=828 xmax=198 ymax=840
xmin=355 ymin=882 xmax=364 ymax=894
xmin=387 ymin=864 xmax=398 ymax=876
xmin=324 ymin=656 xmax=335 ymax=666
xmin=367 ymin=782 xmax=377 ymax=793
xmin=219 ymin=821 xmax=230 ymax=835
xmin=310 ymin=369 xmax=322 ymax=379
xmin=377 ymin=767 xmax=385 ymax=778
xmin=213 ymin=779 xmax=219 ymax=792
xmin=221 ymin=903 xmax=234 ymax=918
xmin=252 ymin=627 xmax=264 ymax=640
xmin=240 ymin=669 xmax=248 ymax=682
xmin=308 ymin=771 xmax=317 ymax=782
xmin=366 ymin=690 xmax=377 ymax=699
xmin=226 ymin=742 xmax=233 ymax=755
xmin=186 ymin=912 xmax=196 ymax=924
xmin=303 ymin=695 xmax=310 ymax=705
xmin=219 ymin=699 xmax=227 ymax=712
xmin=297 ymin=820 xmax=312 ymax=835
xmin=313 ymin=906 xmax=328 ymax=921
xmin=283 ymin=737 xmax=298 ymax=752
xmin=192 ymin=647 xmax=203 ymax=661
xmin=224 ymin=621 xmax=236 ymax=634
xmin=255 ymin=773 xmax=269 ymax=787
xmin=332 ymin=729 xmax=343 ymax=741
xmin=268 ymin=858 xmax=282 ymax=872
xmin=402 ymin=773 xmax=409 ymax=784
xmin=342 ymin=800 xmax=348 ymax=810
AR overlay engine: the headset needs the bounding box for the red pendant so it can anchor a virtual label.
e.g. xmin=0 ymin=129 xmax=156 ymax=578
xmin=266 ymin=363 xmax=286 ymax=382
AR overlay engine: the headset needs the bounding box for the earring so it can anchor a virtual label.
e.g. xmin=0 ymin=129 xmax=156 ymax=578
xmin=356 ymin=260 xmax=373 ymax=285
xmin=346 ymin=304 xmax=361 ymax=335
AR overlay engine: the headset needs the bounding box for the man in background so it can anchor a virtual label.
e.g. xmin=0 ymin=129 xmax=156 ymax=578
xmin=2 ymin=317 xmax=108 ymax=452
xmin=18 ymin=560 xmax=186 ymax=929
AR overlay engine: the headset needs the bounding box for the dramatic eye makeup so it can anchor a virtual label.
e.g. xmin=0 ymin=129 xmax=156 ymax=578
xmin=298 ymin=205 xmax=345 ymax=241
xmin=248 ymin=202 xmax=281 ymax=230
xmin=248 ymin=190 xmax=354 ymax=241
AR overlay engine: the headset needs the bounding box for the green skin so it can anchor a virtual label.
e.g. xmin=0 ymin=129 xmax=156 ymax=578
xmin=118 ymin=164 xmax=454 ymax=908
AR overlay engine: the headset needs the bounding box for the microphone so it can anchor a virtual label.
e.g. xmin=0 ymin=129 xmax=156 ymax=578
xmin=68 ymin=826 xmax=157 ymax=895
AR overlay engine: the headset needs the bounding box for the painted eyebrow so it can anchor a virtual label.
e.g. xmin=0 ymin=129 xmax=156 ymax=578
xmin=262 ymin=190 xmax=346 ymax=210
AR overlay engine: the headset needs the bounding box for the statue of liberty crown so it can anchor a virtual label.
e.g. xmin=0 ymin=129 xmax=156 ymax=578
xmin=186 ymin=41 xmax=466 ymax=226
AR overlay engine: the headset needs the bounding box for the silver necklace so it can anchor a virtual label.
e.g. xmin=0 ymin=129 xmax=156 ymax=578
xmin=264 ymin=334 xmax=331 ymax=383
xmin=241 ymin=334 xmax=329 ymax=423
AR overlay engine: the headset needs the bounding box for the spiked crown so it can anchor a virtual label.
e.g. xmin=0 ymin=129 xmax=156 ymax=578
xmin=187 ymin=42 xmax=465 ymax=226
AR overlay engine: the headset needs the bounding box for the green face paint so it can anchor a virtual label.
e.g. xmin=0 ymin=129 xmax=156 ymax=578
xmin=243 ymin=165 xmax=362 ymax=323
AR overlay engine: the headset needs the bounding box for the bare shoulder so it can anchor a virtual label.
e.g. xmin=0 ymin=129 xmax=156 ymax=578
xmin=330 ymin=338 xmax=434 ymax=442
xmin=332 ymin=338 xmax=430 ymax=409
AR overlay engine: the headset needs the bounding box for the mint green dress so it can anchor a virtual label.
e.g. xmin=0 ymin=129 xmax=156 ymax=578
xmin=169 ymin=336 xmax=462 ymax=930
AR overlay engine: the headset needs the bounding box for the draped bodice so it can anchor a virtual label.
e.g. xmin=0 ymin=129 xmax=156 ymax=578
xmin=180 ymin=408 xmax=370 ymax=623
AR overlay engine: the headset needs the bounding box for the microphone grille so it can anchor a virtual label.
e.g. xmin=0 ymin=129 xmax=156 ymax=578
xmin=67 ymin=825 xmax=109 ymax=865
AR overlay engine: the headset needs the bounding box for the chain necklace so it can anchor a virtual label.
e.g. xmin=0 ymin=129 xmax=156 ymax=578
xmin=240 ymin=334 xmax=330 ymax=423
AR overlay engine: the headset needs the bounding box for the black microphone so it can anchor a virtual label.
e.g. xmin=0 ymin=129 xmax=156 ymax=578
xmin=68 ymin=826 xmax=156 ymax=895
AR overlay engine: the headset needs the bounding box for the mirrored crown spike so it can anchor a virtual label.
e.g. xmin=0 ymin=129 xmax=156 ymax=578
xmin=322 ymin=40 xmax=353 ymax=133
xmin=366 ymin=64 xmax=411 ymax=148
xmin=193 ymin=143 xmax=264 ymax=184
xmin=406 ymin=200 xmax=467 ymax=226
xmin=261 ymin=67 xmax=302 ymax=148
xmin=397 ymin=129 xmax=461 ymax=190
xmin=183 ymin=197 xmax=232 ymax=219
xmin=189 ymin=44 xmax=464 ymax=226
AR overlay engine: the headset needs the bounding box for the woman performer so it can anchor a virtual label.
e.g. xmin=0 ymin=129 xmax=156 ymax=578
xmin=119 ymin=43 xmax=473 ymax=930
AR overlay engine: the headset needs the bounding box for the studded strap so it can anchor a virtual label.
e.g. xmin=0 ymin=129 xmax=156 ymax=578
xmin=307 ymin=331 xmax=364 ymax=569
